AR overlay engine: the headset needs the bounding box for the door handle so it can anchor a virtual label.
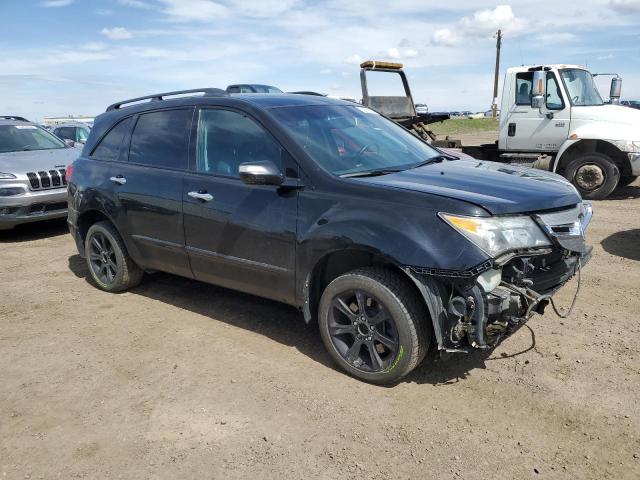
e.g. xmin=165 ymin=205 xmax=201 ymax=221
xmin=508 ymin=123 xmax=516 ymax=137
xmin=188 ymin=191 xmax=213 ymax=202
xmin=109 ymin=175 xmax=126 ymax=185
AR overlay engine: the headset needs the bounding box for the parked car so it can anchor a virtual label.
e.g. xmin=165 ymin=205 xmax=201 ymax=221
xmin=0 ymin=117 xmax=78 ymax=229
xmin=67 ymin=89 xmax=592 ymax=384
xmin=620 ymin=100 xmax=640 ymax=110
xmin=52 ymin=122 xmax=91 ymax=144
xmin=226 ymin=84 xmax=282 ymax=94
xmin=415 ymin=104 xmax=428 ymax=115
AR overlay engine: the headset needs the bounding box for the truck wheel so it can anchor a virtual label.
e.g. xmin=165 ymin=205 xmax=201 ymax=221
xmin=85 ymin=221 xmax=143 ymax=292
xmin=618 ymin=175 xmax=638 ymax=187
xmin=318 ymin=267 xmax=429 ymax=384
xmin=564 ymin=153 xmax=619 ymax=200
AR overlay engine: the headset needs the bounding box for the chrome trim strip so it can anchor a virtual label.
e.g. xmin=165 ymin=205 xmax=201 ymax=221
xmin=186 ymin=245 xmax=288 ymax=273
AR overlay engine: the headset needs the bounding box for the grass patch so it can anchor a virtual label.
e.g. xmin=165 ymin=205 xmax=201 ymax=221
xmin=429 ymin=118 xmax=499 ymax=136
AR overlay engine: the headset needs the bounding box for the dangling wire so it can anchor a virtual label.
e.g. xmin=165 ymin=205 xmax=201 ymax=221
xmin=550 ymin=258 xmax=582 ymax=319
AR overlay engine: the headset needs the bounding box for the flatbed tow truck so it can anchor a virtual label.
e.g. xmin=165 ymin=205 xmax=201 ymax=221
xmin=360 ymin=60 xmax=640 ymax=199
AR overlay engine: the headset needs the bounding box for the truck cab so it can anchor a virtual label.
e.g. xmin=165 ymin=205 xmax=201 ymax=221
xmin=498 ymin=64 xmax=640 ymax=199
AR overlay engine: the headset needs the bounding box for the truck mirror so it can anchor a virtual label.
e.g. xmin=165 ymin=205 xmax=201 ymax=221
xmin=610 ymin=77 xmax=622 ymax=104
xmin=531 ymin=70 xmax=546 ymax=109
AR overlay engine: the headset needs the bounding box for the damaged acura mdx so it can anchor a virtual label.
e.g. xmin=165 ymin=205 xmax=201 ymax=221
xmin=67 ymin=90 xmax=592 ymax=384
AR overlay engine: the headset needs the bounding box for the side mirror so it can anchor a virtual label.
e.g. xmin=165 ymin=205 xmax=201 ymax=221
xmin=239 ymin=160 xmax=284 ymax=186
xmin=63 ymin=139 xmax=75 ymax=147
xmin=531 ymin=70 xmax=546 ymax=110
xmin=610 ymin=77 xmax=622 ymax=104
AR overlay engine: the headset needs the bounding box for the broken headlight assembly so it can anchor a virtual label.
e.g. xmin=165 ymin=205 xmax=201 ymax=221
xmin=438 ymin=213 xmax=551 ymax=258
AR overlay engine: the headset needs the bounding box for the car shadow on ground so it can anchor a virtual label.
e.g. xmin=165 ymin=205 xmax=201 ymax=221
xmin=0 ymin=218 xmax=68 ymax=243
xmin=601 ymin=228 xmax=640 ymax=261
xmin=68 ymin=254 xmax=533 ymax=386
xmin=608 ymin=183 xmax=640 ymax=200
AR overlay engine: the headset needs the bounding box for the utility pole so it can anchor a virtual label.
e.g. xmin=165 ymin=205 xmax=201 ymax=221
xmin=492 ymin=29 xmax=502 ymax=119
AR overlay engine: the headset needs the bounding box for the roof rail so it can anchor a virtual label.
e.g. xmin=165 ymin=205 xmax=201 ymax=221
xmin=1 ymin=115 xmax=30 ymax=122
xmin=106 ymin=88 xmax=228 ymax=112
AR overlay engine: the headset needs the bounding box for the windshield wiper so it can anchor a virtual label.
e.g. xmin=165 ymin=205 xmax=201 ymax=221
xmin=409 ymin=155 xmax=450 ymax=169
xmin=340 ymin=168 xmax=404 ymax=178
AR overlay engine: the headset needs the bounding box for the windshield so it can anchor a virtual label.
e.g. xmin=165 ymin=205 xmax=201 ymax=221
xmin=0 ymin=124 xmax=67 ymax=153
xmin=269 ymin=105 xmax=442 ymax=176
xmin=560 ymin=69 xmax=604 ymax=106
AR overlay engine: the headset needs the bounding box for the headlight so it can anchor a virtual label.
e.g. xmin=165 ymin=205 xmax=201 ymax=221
xmin=0 ymin=172 xmax=17 ymax=179
xmin=439 ymin=213 xmax=551 ymax=258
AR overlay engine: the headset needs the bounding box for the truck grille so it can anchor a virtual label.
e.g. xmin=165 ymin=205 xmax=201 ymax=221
xmin=25 ymin=169 xmax=67 ymax=191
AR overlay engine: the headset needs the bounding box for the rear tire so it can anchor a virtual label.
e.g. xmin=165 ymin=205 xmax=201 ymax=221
xmin=564 ymin=153 xmax=619 ymax=200
xmin=318 ymin=267 xmax=429 ymax=385
xmin=85 ymin=221 xmax=143 ymax=292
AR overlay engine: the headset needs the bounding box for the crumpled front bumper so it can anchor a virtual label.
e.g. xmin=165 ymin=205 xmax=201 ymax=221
xmin=404 ymin=202 xmax=593 ymax=353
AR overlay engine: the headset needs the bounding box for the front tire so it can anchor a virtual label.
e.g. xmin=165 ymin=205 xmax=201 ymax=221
xmin=564 ymin=153 xmax=620 ymax=200
xmin=318 ymin=267 xmax=429 ymax=384
xmin=85 ymin=221 xmax=143 ymax=292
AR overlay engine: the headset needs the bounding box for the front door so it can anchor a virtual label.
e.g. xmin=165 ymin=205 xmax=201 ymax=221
xmin=183 ymin=108 xmax=298 ymax=304
xmin=504 ymin=71 xmax=570 ymax=151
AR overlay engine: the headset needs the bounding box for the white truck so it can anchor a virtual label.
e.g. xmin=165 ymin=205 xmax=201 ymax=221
xmin=360 ymin=62 xmax=640 ymax=199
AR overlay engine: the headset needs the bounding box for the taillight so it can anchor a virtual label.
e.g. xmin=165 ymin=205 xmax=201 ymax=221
xmin=66 ymin=163 xmax=74 ymax=182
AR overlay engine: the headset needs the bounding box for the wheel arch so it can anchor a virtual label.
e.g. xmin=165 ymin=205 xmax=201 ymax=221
xmin=554 ymin=138 xmax=629 ymax=176
xmin=75 ymin=209 xmax=119 ymax=257
xmin=302 ymin=247 xmax=424 ymax=326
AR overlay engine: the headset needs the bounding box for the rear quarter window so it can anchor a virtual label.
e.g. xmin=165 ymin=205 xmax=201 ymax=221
xmin=91 ymin=117 xmax=134 ymax=162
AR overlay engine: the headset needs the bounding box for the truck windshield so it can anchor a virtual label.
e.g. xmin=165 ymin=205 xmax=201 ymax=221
xmin=0 ymin=124 xmax=67 ymax=153
xmin=560 ymin=69 xmax=604 ymax=106
xmin=269 ymin=105 xmax=441 ymax=176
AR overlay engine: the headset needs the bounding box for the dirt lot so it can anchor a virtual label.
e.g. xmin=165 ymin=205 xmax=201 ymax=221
xmin=1 ymin=181 xmax=639 ymax=480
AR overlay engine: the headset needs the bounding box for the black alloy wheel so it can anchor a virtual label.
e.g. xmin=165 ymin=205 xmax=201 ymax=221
xmin=328 ymin=289 xmax=400 ymax=372
xmin=88 ymin=231 xmax=118 ymax=287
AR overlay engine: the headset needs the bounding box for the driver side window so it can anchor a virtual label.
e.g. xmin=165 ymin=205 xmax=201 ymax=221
xmin=196 ymin=109 xmax=283 ymax=178
xmin=545 ymin=73 xmax=565 ymax=111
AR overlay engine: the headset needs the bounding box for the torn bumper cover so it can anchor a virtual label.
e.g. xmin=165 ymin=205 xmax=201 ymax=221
xmin=404 ymin=202 xmax=593 ymax=352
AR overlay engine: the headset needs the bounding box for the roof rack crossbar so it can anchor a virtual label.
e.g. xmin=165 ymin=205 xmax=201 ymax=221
xmin=106 ymin=88 xmax=228 ymax=111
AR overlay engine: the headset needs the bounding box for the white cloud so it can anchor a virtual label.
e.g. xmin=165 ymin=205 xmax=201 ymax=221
xmin=117 ymin=0 xmax=153 ymax=8
xmin=431 ymin=28 xmax=462 ymax=46
xmin=228 ymin=0 xmax=299 ymax=18
xmin=159 ymin=0 xmax=228 ymax=22
xmin=609 ymin=0 xmax=640 ymax=13
xmin=81 ymin=42 xmax=108 ymax=51
xmin=432 ymin=5 xmax=527 ymax=46
xmin=101 ymin=27 xmax=133 ymax=40
xmin=343 ymin=54 xmax=363 ymax=65
xmin=535 ymin=32 xmax=577 ymax=44
xmin=40 ymin=0 xmax=73 ymax=6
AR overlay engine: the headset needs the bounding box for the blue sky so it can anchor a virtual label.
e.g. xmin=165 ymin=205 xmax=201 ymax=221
xmin=1 ymin=0 xmax=640 ymax=121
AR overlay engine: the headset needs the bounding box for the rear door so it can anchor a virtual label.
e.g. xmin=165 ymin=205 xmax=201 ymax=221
xmin=183 ymin=107 xmax=298 ymax=304
xmin=113 ymin=108 xmax=194 ymax=277
xmin=504 ymin=71 xmax=570 ymax=151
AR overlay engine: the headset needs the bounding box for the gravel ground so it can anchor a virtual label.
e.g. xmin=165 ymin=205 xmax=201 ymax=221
xmin=1 ymin=180 xmax=639 ymax=480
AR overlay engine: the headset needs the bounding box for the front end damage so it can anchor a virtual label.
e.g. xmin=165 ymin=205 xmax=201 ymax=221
xmin=404 ymin=202 xmax=593 ymax=352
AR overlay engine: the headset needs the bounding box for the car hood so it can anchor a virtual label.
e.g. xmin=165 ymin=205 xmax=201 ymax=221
xmin=354 ymin=159 xmax=581 ymax=215
xmin=0 ymin=148 xmax=79 ymax=174
xmin=571 ymin=104 xmax=640 ymax=126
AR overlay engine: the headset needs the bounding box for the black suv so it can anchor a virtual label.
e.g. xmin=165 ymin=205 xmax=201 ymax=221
xmin=67 ymin=88 xmax=592 ymax=384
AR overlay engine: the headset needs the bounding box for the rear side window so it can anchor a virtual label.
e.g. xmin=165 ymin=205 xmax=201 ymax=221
xmin=196 ymin=109 xmax=282 ymax=178
xmin=129 ymin=109 xmax=192 ymax=170
xmin=55 ymin=127 xmax=75 ymax=140
xmin=92 ymin=117 xmax=133 ymax=161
